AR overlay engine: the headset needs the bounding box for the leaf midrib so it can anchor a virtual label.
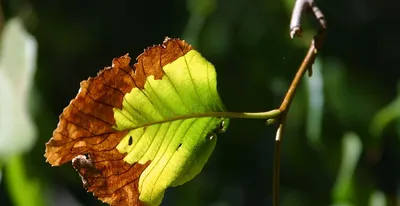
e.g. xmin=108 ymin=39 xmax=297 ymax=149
xmin=118 ymin=110 xmax=281 ymax=131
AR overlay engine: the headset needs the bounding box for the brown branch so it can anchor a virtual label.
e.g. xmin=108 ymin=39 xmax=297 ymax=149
xmin=272 ymin=0 xmax=326 ymax=205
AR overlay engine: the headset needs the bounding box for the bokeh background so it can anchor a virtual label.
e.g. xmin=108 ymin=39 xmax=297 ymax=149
xmin=1 ymin=0 xmax=400 ymax=205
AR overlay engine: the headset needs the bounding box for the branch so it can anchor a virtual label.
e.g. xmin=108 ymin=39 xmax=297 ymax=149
xmin=272 ymin=0 xmax=326 ymax=205
xmin=290 ymin=0 xmax=327 ymax=41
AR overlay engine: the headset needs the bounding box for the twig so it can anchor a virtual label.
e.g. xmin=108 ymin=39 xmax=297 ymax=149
xmin=290 ymin=0 xmax=327 ymax=40
xmin=272 ymin=0 xmax=326 ymax=205
xmin=272 ymin=122 xmax=284 ymax=206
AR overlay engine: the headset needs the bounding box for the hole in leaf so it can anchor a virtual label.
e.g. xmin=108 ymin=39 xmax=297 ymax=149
xmin=128 ymin=136 xmax=133 ymax=146
xmin=176 ymin=143 xmax=182 ymax=151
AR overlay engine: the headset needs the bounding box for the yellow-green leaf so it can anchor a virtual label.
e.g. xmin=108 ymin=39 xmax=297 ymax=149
xmin=45 ymin=38 xmax=229 ymax=206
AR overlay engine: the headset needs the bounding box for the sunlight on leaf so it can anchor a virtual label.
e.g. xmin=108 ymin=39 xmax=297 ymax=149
xmin=332 ymin=132 xmax=362 ymax=204
xmin=45 ymin=38 xmax=229 ymax=206
xmin=0 ymin=18 xmax=37 ymax=159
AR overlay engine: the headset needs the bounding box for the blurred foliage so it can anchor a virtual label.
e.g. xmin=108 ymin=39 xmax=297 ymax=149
xmin=1 ymin=0 xmax=400 ymax=206
xmin=0 ymin=17 xmax=42 ymax=206
xmin=0 ymin=18 xmax=37 ymax=159
xmin=5 ymin=155 xmax=44 ymax=206
xmin=332 ymin=132 xmax=362 ymax=205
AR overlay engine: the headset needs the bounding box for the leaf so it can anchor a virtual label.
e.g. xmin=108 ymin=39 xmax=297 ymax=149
xmin=45 ymin=38 xmax=229 ymax=206
xmin=332 ymin=132 xmax=362 ymax=204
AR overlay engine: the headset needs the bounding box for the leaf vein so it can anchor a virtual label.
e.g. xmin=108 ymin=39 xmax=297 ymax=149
xmin=148 ymin=118 xmax=199 ymax=201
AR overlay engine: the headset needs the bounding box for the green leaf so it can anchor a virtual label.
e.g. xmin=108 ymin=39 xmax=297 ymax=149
xmin=332 ymin=132 xmax=362 ymax=204
xmin=45 ymin=38 xmax=230 ymax=206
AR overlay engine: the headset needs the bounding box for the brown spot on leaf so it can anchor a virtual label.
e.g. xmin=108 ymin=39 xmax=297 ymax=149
xmin=44 ymin=38 xmax=192 ymax=205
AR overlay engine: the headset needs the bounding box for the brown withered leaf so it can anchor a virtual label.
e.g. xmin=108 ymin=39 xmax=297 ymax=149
xmin=45 ymin=38 xmax=192 ymax=205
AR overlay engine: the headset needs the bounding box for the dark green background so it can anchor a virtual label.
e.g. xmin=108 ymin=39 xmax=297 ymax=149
xmin=1 ymin=0 xmax=400 ymax=205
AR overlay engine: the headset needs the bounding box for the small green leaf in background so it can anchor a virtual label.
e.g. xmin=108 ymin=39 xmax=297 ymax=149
xmin=332 ymin=132 xmax=362 ymax=205
xmin=305 ymin=58 xmax=324 ymax=148
xmin=370 ymin=80 xmax=400 ymax=138
xmin=0 ymin=18 xmax=37 ymax=159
